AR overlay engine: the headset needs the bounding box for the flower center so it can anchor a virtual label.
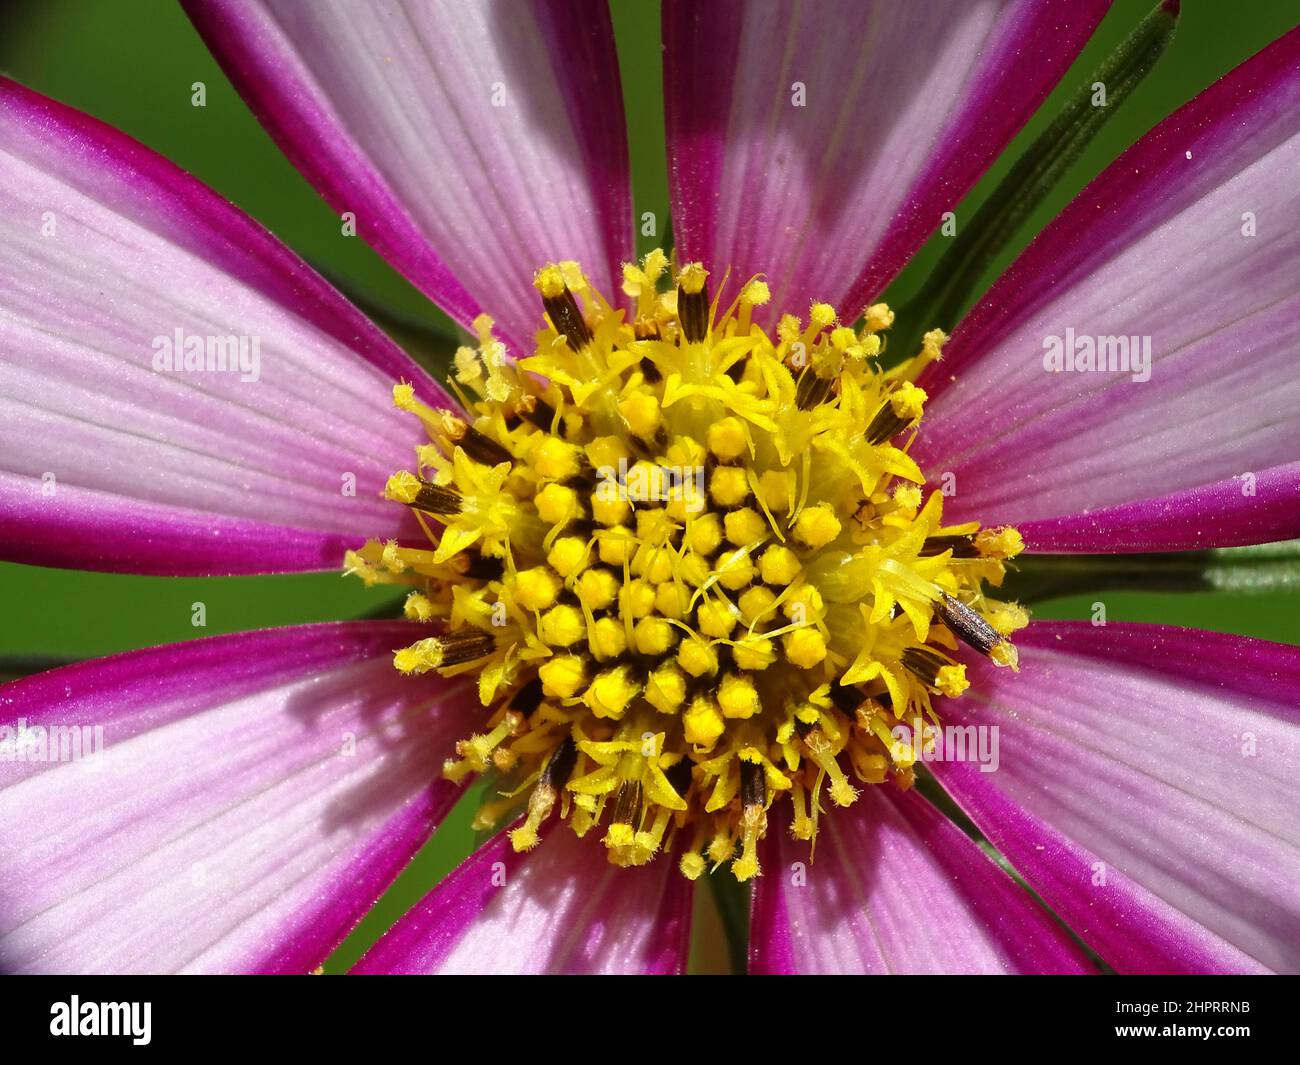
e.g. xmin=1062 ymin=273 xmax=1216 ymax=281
xmin=349 ymin=251 xmax=1025 ymax=882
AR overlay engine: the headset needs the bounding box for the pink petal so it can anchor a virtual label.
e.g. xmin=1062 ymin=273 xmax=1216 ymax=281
xmin=930 ymin=621 xmax=1300 ymax=974
xmin=915 ymin=28 xmax=1300 ymax=552
xmin=354 ymin=827 xmax=693 ymax=974
xmin=0 ymin=621 xmax=477 ymax=974
xmin=663 ymin=0 xmax=1107 ymax=319
xmin=0 ymin=78 xmax=442 ymax=575
xmin=186 ymin=0 xmax=632 ymax=353
xmin=749 ymin=786 xmax=1093 ymax=974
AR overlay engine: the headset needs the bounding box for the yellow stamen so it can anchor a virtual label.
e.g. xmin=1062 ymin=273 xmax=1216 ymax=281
xmin=360 ymin=248 xmax=1025 ymax=880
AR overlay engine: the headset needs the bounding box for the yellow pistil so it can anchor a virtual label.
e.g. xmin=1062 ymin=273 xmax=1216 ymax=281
xmin=358 ymin=250 xmax=1027 ymax=881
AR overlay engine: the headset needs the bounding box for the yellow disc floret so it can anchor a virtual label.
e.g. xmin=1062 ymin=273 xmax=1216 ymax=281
xmin=361 ymin=250 xmax=1027 ymax=880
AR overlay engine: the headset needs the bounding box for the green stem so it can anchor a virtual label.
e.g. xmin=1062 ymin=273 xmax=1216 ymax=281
xmin=706 ymin=869 xmax=751 ymax=974
xmin=1005 ymin=540 xmax=1300 ymax=603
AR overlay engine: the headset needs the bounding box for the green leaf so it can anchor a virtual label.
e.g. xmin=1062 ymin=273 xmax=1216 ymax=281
xmin=469 ymin=772 xmax=511 ymax=852
xmin=913 ymin=765 xmax=983 ymax=841
xmin=890 ymin=0 xmax=1180 ymax=357
xmin=0 ymin=654 xmax=81 ymax=683
xmin=314 ymin=264 xmax=463 ymax=384
xmin=1004 ymin=540 xmax=1300 ymax=604
xmin=350 ymin=594 xmax=408 ymax=621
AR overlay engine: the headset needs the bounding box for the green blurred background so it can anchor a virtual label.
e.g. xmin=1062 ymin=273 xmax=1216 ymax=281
xmin=0 ymin=0 xmax=1296 ymax=970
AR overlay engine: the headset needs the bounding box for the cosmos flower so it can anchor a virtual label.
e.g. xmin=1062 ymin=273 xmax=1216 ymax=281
xmin=1 ymin=0 xmax=1297 ymax=975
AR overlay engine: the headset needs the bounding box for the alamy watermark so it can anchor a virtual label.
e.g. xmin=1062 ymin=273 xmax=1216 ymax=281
xmin=151 ymin=328 xmax=261 ymax=382
xmin=0 ymin=718 xmax=104 ymax=763
xmin=595 ymin=458 xmax=706 ymax=514
xmin=1042 ymin=328 xmax=1151 ymax=383
xmin=892 ymin=721 xmax=1000 ymax=773
xmin=50 ymin=997 xmax=151 ymax=1045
